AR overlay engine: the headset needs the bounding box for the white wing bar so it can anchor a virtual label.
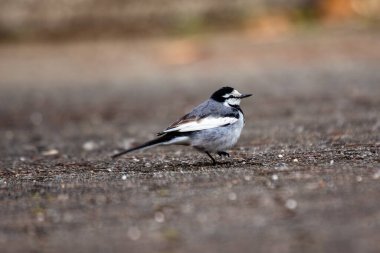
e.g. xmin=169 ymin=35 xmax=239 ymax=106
xmin=163 ymin=117 xmax=238 ymax=133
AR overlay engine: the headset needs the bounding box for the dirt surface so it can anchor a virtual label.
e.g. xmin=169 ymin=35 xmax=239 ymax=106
xmin=0 ymin=30 xmax=380 ymax=253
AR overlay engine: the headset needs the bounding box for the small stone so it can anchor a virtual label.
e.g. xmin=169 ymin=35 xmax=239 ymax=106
xmin=244 ymin=175 xmax=252 ymax=181
xmin=372 ymin=171 xmax=380 ymax=179
xmin=296 ymin=126 xmax=304 ymax=133
xmin=278 ymin=154 xmax=284 ymax=158
xmin=121 ymin=175 xmax=127 ymax=180
xmin=154 ymin=212 xmax=165 ymax=223
xmin=285 ymin=199 xmax=297 ymax=210
xmin=121 ymin=138 xmax=135 ymax=149
xmin=127 ymin=227 xmax=141 ymax=240
xmin=82 ymin=141 xmax=97 ymax=151
xmin=356 ymin=176 xmax=363 ymax=182
xmin=228 ymin=192 xmax=237 ymax=201
xmin=272 ymin=174 xmax=279 ymax=181
xmin=36 ymin=212 xmax=45 ymax=222
xmin=42 ymin=149 xmax=59 ymax=156
xmin=293 ymin=158 xmax=299 ymax=163
xmin=330 ymin=160 xmax=334 ymax=165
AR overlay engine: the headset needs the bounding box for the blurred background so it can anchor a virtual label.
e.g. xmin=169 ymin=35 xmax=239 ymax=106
xmin=0 ymin=0 xmax=379 ymax=41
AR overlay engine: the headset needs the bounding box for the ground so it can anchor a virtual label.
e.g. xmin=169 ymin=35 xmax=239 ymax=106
xmin=0 ymin=29 xmax=379 ymax=253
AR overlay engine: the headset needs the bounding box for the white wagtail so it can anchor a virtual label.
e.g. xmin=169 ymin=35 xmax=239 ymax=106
xmin=112 ymin=86 xmax=252 ymax=164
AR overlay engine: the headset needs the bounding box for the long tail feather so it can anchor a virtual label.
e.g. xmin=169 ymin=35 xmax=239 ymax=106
xmin=111 ymin=133 xmax=184 ymax=159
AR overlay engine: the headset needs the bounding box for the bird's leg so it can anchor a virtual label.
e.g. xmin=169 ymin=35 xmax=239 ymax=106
xmin=205 ymin=151 xmax=217 ymax=165
xmin=217 ymin=151 xmax=230 ymax=157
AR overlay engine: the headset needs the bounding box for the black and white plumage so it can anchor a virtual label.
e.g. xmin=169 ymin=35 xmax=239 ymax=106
xmin=111 ymin=86 xmax=252 ymax=164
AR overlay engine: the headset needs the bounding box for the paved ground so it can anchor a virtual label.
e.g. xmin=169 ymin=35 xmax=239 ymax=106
xmin=0 ymin=30 xmax=379 ymax=252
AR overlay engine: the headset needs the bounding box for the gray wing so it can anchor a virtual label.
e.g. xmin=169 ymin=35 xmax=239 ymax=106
xmin=157 ymin=99 xmax=239 ymax=136
xmin=186 ymin=99 xmax=225 ymax=118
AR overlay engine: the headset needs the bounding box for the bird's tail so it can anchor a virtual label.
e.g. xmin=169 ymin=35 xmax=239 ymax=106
xmin=111 ymin=133 xmax=188 ymax=159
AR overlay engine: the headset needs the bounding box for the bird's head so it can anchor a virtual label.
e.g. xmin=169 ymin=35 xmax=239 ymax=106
xmin=210 ymin=86 xmax=252 ymax=106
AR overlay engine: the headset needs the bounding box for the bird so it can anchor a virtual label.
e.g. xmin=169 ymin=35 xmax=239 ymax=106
xmin=111 ymin=86 xmax=252 ymax=164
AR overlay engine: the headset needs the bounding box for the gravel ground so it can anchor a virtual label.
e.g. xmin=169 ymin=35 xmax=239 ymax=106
xmin=0 ymin=30 xmax=379 ymax=253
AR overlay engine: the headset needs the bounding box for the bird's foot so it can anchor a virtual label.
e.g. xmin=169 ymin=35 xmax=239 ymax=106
xmin=205 ymin=151 xmax=217 ymax=165
xmin=217 ymin=151 xmax=230 ymax=157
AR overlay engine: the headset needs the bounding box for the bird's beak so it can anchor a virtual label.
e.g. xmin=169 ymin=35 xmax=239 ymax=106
xmin=239 ymin=94 xmax=252 ymax=99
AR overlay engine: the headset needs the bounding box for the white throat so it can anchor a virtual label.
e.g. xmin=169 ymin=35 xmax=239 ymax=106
xmin=222 ymin=89 xmax=242 ymax=107
xmin=223 ymin=98 xmax=241 ymax=107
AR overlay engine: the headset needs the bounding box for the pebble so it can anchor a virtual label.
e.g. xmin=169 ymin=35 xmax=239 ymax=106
xmin=127 ymin=227 xmax=141 ymax=240
xmin=121 ymin=175 xmax=127 ymax=180
xmin=154 ymin=212 xmax=165 ymax=223
xmin=122 ymin=138 xmax=135 ymax=149
xmin=293 ymin=158 xmax=299 ymax=163
xmin=42 ymin=149 xmax=59 ymax=156
xmin=82 ymin=141 xmax=97 ymax=151
xmin=285 ymin=199 xmax=297 ymax=210
xmin=271 ymin=174 xmax=279 ymax=181
xmin=36 ymin=212 xmax=45 ymax=222
xmin=372 ymin=171 xmax=380 ymax=180
xmin=244 ymin=175 xmax=252 ymax=181
xmin=228 ymin=192 xmax=237 ymax=201
xmin=330 ymin=160 xmax=334 ymax=165
xmin=278 ymin=154 xmax=284 ymax=158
